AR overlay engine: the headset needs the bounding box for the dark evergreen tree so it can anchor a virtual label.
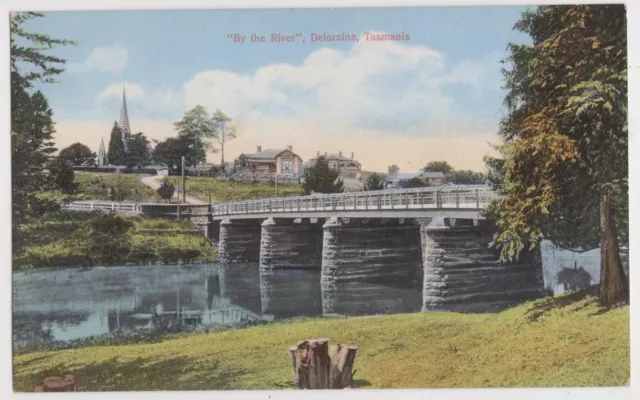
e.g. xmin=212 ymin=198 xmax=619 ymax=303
xmin=302 ymin=156 xmax=343 ymax=195
xmin=107 ymin=122 xmax=126 ymax=166
xmin=11 ymin=12 xmax=74 ymax=227
xmin=49 ymin=158 xmax=76 ymax=193
xmin=124 ymin=132 xmax=152 ymax=168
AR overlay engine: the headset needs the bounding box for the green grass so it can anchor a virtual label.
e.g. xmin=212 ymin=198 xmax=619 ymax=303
xmin=167 ymin=176 xmax=302 ymax=202
xmin=12 ymin=289 xmax=629 ymax=390
xmin=12 ymin=212 xmax=216 ymax=269
xmin=39 ymin=172 xmax=161 ymax=202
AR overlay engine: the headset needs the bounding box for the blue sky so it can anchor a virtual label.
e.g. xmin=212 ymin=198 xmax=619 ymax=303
xmin=23 ymin=6 xmax=532 ymax=171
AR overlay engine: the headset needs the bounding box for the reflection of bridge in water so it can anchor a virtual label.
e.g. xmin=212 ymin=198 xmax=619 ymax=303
xmin=60 ymin=186 xmax=546 ymax=314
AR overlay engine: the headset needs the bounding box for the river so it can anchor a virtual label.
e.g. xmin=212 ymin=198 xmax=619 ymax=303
xmin=12 ymin=263 xmax=421 ymax=348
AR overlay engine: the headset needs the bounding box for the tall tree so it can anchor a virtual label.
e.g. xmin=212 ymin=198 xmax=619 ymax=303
xmin=422 ymin=160 xmax=454 ymax=174
xmin=302 ymin=156 xmax=344 ymax=195
xmin=174 ymin=105 xmax=216 ymax=166
xmin=11 ymin=12 xmax=74 ymax=226
xmin=212 ymin=109 xmax=237 ymax=165
xmin=107 ymin=122 xmax=126 ymax=166
xmin=486 ymin=5 xmax=628 ymax=304
xmin=124 ymin=132 xmax=152 ymax=168
xmin=59 ymin=142 xmax=96 ymax=166
xmin=364 ymin=173 xmax=384 ymax=191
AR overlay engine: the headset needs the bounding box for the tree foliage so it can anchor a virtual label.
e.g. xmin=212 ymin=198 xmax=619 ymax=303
xmin=486 ymin=5 xmax=628 ymax=303
xmin=107 ymin=122 xmax=127 ymax=166
xmin=302 ymin=156 xmax=344 ymax=195
xmin=212 ymin=109 xmax=237 ymax=165
xmin=157 ymin=182 xmax=176 ymax=203
xmin=400 ymin=176 xmax=429 ymax=189
xmin=124 ymin=132 xmax=152 ymax=168
xmin=449 ymin=169 xmax=487 ymax=185
xmin=174 ymin=105 xmax=216 ymax=166
xmin=364 ymin=173 xmax=384 ymax=191
xmin=11 ymin=12 xmax=74 ymax=226
xmin=154 ymin=137 xmax=191 ymax=170
xmin=422 ymin=160 xmax=454 ymax=174
xmin=59 ymin=142 xmax=96 ymax=166
xmin=49 ymin=158 xmax=76 ymax=194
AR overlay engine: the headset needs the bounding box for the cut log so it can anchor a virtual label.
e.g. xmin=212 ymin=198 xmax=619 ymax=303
xmin=289 ymin=338 xmax=331 ymax=389
xmin=35 ymin=375 xmax=77 ymax=392
xmin=329 ymin=344 xmax=359 ymax=389
xmin=289 ymin=338 xmax=358 ymax=389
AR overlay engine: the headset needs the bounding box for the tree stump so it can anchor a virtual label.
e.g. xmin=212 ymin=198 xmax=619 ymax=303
xmin=35 ymin=375 xmax=77 ymax=392
xmin=289 ymin=338 xmax=331 ymax=389
xmin=329 ymin=344 xmax=358 ymax=389
xmin=289 ymin=338 xmax=358 ymax=389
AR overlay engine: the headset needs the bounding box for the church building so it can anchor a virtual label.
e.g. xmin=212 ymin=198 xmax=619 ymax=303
xmin=96 ymin=87 xmax=153 ymax=167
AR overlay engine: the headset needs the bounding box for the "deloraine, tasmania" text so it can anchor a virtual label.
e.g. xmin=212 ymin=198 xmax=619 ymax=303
xmin=225 ymin=32 xmax=411 ymax=44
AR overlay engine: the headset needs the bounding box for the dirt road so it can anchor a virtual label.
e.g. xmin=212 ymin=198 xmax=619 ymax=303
xmin=140 ymin=175 xmax=208 ymax=205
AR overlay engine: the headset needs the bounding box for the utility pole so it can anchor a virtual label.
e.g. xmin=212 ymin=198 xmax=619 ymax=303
xmin=275 ymin=173 xmax=279 ymax=198
xmin=182 ymin=155 xmax=186 ymax=204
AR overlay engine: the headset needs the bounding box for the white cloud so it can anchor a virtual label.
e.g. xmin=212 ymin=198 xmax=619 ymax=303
xmin=67 ymin=45 xmax=128 ymax=73
xmin=181 ymin=32 xmax=479 ymax=128
xmin=61 ymin=34 xmax=502 ymax=171
xmin=97 ymin=82 xmax=145 ymax=101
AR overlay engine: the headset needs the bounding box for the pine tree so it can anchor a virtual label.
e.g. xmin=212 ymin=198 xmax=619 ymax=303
xmin=107 ymin=122 xmax=126 ymax=166
xmin=11 ymin=12 xmax=74 ymax=227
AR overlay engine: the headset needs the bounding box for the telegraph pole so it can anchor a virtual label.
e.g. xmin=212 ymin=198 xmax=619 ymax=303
xmin=182 ymin=156 xmax=186 ymax=204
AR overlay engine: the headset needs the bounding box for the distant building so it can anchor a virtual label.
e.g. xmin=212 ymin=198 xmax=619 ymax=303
xmin=384 ymin=166 xmax=446 ymax=189
xmin=307 ymin=151 xmax=362 ymax=178
xmin=234 ymin=145 xmax=304 ymax=176
xmin=96 ymin=87 xmax=153 ymax=167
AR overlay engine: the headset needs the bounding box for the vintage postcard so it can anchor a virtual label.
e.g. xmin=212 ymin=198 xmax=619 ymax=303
xmin=9 ymin=2 xmax=631 ymax=393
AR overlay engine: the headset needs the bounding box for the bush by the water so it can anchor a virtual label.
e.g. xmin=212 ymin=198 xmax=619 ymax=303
xmin=12 ymin=211 xmax=216 ymax=269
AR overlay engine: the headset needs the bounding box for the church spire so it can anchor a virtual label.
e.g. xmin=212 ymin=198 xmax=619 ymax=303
xmin=97 ymin=138 xmax=108 ymax=166
xmin=118 ymin=87 xmax=131 ymax=138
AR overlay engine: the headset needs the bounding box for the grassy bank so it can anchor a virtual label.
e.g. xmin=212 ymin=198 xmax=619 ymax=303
xmin=39 ymin=172 xmax=161 ymax=202
xmin=167 ymin=176 xmax=301 ymax=202
xmin=12 ymin=212 xmax=216 ymax=269
xmin=12 ymin=290 xmax=629 ymax=390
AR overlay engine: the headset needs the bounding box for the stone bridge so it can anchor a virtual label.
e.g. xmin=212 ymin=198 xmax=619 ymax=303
xmin=62 ymin=186 xmax=545 ymax=313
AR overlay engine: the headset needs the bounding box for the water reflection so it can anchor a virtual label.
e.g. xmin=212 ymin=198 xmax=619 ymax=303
xmin=13 ymin=262 xmax=423 ymax=347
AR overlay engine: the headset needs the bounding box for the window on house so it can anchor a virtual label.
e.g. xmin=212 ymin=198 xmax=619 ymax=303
xmin=281 ymin=160 xmax=293 ymax=172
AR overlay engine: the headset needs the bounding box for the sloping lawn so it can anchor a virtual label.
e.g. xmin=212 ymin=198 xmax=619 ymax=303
xmin=12 ymin=212 xmax=216 ymax=269
xmin=166 ymin=177 xmax=301 ymax=202
xmin=12 ymin=289 xmax=629 ymax=391
xmin=38 ymin=172 xmax=161 ymax=202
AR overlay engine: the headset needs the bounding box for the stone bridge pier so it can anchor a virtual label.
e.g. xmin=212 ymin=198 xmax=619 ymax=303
xmin=218 ymin=219 xmax=263 ymax=263
xmin=421 ymin=217 xmax=544 ymax=313
xmin=321 ymin=217 xmax=423 ymax=315
xmin=259 ymin=217 xmax=324 ymax=270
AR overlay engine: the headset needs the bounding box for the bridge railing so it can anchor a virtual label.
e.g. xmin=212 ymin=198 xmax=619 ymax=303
xmin=60 ymin=201 xmax=139 ymax=213
xmin=211 ymin=185 xmax=498 ymax=216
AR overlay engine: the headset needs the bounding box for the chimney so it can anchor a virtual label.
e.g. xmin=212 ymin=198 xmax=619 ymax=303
xmin=351 ymin=152 xmax=354 ymax=160
xmin=317 ymin=150 xmax=320 ymax=157
xmin=324 ymin=152 xmax=327 ymax=156
xmin=257 ymin=145 xmax=262 ymax=153
xmin=339 ymin=150 xmax=343 ymax=157
xmin=287 ymin=145 xmax=292 ymax=151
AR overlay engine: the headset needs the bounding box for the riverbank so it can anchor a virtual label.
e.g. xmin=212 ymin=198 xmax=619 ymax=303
xmin=12 ymin=289 xmax=629 ymax=390
xmin=12 ymin=212 xmax=216 ymax=269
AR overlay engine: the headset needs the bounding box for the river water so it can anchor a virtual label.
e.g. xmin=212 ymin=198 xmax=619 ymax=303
xmin=12 ymin=263 xmax=421 ymax=347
